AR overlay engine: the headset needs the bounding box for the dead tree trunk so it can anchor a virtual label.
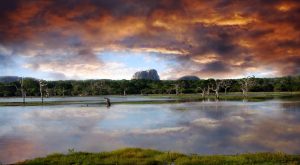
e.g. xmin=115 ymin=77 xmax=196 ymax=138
xmin=211 ymin=88 xmax=220 ymax=99
xmin=166 ymin=88 xmax=172 ymax=94
xmin=207 ymin=85 xmax=211 ymax=95
xmin=239 ymin=76 xmax=256 ymax=99
xmin=39 ymin=80 xmax=47 ymax=104
xmin=242 ymin=89 xmax=247 ymax=98
xmin=20 ymin=77 xmax=26 ymax=105
xmin=175 ymin=84 xmax=179 ymax=95
xmin=211 ymin=80 xmax=222 ymax=100
xmin=197 ymin=87 xmax=206 ymax=98
xmin=45 ymin=88 xmax=49 ymax=98
xmin=224 ymin=87 xmax=228 ymax=95
xmin=62 ymin=87 xmax=65 ymax=97
xmin=222 ymin=80 xmax=232 ymax=95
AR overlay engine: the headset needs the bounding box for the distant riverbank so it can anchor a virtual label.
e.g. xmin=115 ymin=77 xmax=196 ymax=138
xmin=1 ymin=92 xmax=300 ymax=106
xmin=17 ymin=148 xmax=300 ymax=165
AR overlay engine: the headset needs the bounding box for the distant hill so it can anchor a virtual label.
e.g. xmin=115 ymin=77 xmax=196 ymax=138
xmin=178 ymin=75 xmax=200 ymax=80
xmin=0 ymin=76 xmax=21 ymax=83
xmin=132 ymin=69 xmax=160 ymax=80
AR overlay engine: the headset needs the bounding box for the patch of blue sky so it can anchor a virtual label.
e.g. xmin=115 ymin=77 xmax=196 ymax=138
xmin=5 ymin=55 xmax=53 ymax=80
xmin=244 ymin=67 xmax=277 ymax=78
xmin=98 ymin=50 xmax=171 ymax=74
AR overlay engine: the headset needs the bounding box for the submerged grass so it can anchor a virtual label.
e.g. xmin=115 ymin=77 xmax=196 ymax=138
xmin=17 ymin=148 xmax=300 ymax=165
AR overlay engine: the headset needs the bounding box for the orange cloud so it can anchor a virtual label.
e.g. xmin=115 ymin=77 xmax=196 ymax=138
xmin=0 ymin=0 xmax=299 ymax=79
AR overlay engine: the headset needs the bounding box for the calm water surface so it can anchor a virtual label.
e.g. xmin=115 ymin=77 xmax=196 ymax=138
xmin=1 ymin=99 xmax=300 ymax=164
xmin=0 ymin=96 xmax=174 ymax=103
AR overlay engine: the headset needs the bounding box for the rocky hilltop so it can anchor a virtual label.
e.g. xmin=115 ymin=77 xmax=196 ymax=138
xmin=178 ymin=75 xmax=200 ymax=80
xmin=132 ymin=69 xmax=160 ymax=80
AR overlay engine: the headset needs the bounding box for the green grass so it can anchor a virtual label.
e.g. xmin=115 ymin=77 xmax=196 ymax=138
xmin=17 ymin=148 xmax=300 ymax=165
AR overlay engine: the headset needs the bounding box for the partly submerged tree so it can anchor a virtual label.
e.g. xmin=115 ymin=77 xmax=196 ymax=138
xmin=20 ymin=77 xmax=26 ymax=104
xmin=222 ymin=80 xmax=232 ymax=95
xmin=209 ymin=79 xmax=223 ymax=99
xmin=18 ymin=77 xmax=38 ymax=104
xmin=174 ymin=83 xmax=180 ymax=95
xmin=239 ymin=76 xmax=256 ymax=98
xmin=39 ymin=79 xmax=47 ymax=103
xmin=173 ymin=81 xmax=185 ymax=95
xmin=197 ymin=80 xmax=208 ymax=98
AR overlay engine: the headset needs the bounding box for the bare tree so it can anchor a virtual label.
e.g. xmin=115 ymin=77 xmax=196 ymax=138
xmin=174 ymin=82 xmax=183 ymax=95
xmin=222 ymin=80 xmax=232 ymax=95
xmin=207 ymin=85 xmax=212 ymax=95
xmin=173 ymin=81 xmax=185 ymax=95
xmin=20 ymin=77 xmax=26 ymax=104
xmin=239 ymin=76 xmax=256 ymax=98
xmin=174 ymin=84 xmax=180 ymax=95
xmin=197 ymin=81 xmax=207 ymax=98
xmin=197 ymin=86 xmax=207 ymax=98
xmin=123 ymin=88 xmax=127 ymax=96
xmin=166 ymin=87 xmax=173 ymax=95
xmin=39 ymin=80 xmax=47 ymax=103
xmin=210 ymin=79 xmax=223 ymax=99
xmin=62 ymin=87 xmax=65 ymax=97
xmin=45 ymin=88 xmax=49 ymax=98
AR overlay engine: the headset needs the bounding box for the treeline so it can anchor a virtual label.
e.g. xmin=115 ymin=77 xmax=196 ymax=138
xmin=0 ymin=76 xmax=300 ymax=97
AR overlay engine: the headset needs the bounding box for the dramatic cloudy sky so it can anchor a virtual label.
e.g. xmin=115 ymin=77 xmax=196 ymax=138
xmin=0 ymin=0 xmax=299 ymax=80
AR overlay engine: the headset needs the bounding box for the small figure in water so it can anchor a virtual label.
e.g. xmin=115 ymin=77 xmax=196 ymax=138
xmin=104 ymin=97 xmax=111 ymax=107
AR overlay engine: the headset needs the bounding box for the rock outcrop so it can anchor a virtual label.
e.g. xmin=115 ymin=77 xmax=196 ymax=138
xmin=132 ymin=69 xmax=160 ymax=80
xmin=178 ymin=75 xmax=200 ymax=80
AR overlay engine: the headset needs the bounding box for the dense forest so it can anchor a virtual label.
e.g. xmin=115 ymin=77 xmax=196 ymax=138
xmin=0 ymin=76 xmax=300 ymax=97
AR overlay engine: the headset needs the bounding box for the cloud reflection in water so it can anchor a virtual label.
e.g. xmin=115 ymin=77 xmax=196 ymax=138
xmin=1 ymin=100 xmax=300 ymax=164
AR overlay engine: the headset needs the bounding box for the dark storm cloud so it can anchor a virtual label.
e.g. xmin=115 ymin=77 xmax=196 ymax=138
xmin=202 ymin=61 xmax=231 ymax=73
xmin=0 ymin=0 xmax=299 ymax=78
xmin=281 ymin=56 xmax=300 ymax=75
xmin=247 ymin=29 xmax=274 ymax=38
xmin=191 ymin=24 xmax=247 ymax=56
xmin=276 ymin=40 xmax=300 ymax=48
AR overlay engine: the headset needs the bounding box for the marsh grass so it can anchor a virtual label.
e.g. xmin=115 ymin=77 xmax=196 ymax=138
xmin=17 ymin=148 xmax=300 ymax=165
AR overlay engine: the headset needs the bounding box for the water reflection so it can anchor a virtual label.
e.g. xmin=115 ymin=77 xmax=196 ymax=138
xmin=1 ymin=100 xmax=300 ymax=164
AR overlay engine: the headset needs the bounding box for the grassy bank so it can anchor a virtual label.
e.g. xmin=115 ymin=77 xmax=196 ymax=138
xmin=161 ymin=91 xmax=300 ymax=100
xmin=17 ymin=148 xmax=300 ymax=165
xmin=1 ymin=92 xmax=300 ymax=106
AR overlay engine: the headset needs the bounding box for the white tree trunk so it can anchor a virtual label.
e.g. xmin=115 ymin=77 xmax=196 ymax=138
xmin=242 ymin=89 xmax=247 ymax=98
xmin=215 ymin=91 xmax=219 ymax=99
xmin=21 ymin=77 xmax=26 ymax=104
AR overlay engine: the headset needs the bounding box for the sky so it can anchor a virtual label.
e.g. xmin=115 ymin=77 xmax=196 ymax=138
xmin=0 ymin=0 xmax=299 ymax=80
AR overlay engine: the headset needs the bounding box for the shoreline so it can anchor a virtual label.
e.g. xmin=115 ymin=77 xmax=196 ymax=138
xmin=16 ymin=148 xmax=300 ymax=165
xmin=1 ymin=92 xmax=300 ymax=106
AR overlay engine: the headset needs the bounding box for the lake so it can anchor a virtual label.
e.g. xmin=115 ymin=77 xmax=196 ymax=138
xmin=0 ymin=95 xmax=175 ymax=103
xmin=1 ymin=98 xmax=300 ymax=164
